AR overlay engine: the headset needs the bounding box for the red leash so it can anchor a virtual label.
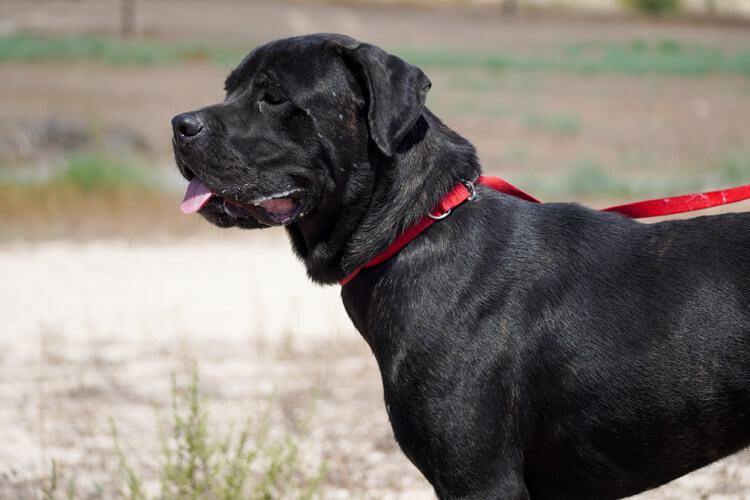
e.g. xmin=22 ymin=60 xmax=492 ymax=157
xmin=601 ymin=184 xmax=750 ymax=218
xmin=338 ymin=176 xmax=750 ymax=285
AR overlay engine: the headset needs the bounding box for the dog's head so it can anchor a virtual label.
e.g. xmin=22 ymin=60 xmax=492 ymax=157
xmin=172 ymin=33 xmax=431 ymax=230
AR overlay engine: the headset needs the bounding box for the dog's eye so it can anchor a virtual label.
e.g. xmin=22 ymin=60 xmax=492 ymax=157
xmin=262 ymin=93 xmax=284 ymax=105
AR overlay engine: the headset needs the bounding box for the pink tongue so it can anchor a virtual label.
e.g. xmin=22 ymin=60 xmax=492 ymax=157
xmin=181 ymin=177 xmax=214 ymax=214
xmin=260 ymin=198 xmax=296 ymax=217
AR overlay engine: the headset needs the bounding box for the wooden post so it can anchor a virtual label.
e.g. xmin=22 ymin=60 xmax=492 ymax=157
xmin=502 ymin=0 xmax=520 ymax=15
xmin=704 ymin=0 xmax=716 ymax=16
xmin=121 ymin=0 xmax=135 ymax=37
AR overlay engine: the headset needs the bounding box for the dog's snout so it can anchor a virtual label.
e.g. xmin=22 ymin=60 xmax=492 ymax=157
xmin=172 ymin=112 xmax=205 ymax=140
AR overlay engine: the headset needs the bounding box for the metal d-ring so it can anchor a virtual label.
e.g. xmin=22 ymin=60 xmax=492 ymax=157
xmin=462 ymin=179 xmax=477 ymax=202
xmin=427 ymin=179 xmax=477 ymax=220
xmin=428 ymin=208 xmax=451 ymax=220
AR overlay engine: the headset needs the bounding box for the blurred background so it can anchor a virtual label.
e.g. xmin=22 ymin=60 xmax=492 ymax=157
xmin=1 ymin=0 xmax=750 ymax=498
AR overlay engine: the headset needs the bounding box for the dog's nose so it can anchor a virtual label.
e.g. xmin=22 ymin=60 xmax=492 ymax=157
xmin=172 ymin=112 xmax=205 ymax=139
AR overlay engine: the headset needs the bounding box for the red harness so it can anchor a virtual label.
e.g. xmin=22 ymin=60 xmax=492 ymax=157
xmin=338 ymin=175 xmax=750 ymax=285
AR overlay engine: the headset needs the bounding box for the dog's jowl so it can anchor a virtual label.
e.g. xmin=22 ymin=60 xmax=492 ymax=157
xmin=172 ymin=34 xmax=750 ymax=500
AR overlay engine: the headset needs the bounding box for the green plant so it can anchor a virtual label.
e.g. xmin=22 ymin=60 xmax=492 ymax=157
xmin=522 ymin=112 xmax=582 ymax=135
xmin=112 ymin=422 xmax=147 ymax=500
xmin=717 ymin=150 xmax=750 ymax=187
xmin=112 ymin=363 xmax=325 ymax=500
xmin=3 ymin=34 xmax=750 ymax=76
xmin=512 ymin=150 xmax=750 ymax=203
xmin=49 ymin=152 xmax=151 ymax=194
xmin=561 ymin=160 xmax=629 ymax=198
xmin=621 ymin=0 xmax=681 ymax=15
xmin=0 ymin=34 xmax=248 ymax=66
xmin=403 ymin=41 xmax=750 ymax=76
xmin=41 ymin=459 xmax=77 ymax=500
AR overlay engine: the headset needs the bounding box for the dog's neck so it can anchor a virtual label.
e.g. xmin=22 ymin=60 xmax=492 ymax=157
xmin=287 ymin=108 xmax=482 ymax=285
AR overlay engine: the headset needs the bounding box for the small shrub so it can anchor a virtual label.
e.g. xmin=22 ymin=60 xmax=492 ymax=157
xmin=562 ymin=160 xmax=629 ymax=198
xmin=112 ymin=363 xmax=325 ymax=500
xmin=522 ymin=112 xmax=582 ymax=135
xmin=48 ymin=153 xmax=151 ymax=194
xmin=622 ymin=0 xmax=681 ymax=15
xmin=0 ymin=34 xmax=247 ymax=66
xmin=40 ymin=460 xmax=77 ymax=500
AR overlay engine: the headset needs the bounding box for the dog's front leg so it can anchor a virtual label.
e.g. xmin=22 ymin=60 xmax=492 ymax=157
xmin=434 ymin=469 xmax=530 ymax=500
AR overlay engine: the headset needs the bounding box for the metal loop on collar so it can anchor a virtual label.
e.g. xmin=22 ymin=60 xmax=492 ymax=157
xmin=427 ymin=208 xmax=451 ymax=220
xmin=463 ymin=180 xmax=477 ymax=202
xmin=426 ymin=179 xmax=477 ymax=220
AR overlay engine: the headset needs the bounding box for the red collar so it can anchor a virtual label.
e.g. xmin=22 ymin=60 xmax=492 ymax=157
xmin=338 ymin=175 xmax=750 ymax=285
xmin=338 ymin=175 xmax=539 ymax=285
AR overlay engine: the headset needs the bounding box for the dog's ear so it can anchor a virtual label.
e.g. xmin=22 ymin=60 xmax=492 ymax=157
xmin=331 ymin=40 xmax=431 ymax=157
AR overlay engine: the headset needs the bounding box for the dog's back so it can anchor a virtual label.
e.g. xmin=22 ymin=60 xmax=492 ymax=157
xmin=345 ymin=189 xmax=750 ymax=499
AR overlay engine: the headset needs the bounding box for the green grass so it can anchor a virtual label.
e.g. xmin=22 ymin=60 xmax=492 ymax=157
xmin=707 ymin=149 xmax=750 ymax=187
xmin=0 ymin=34 xmax=248 ymax=66
xmin=0 ymin=152 xmax=188 ymax=241
xmin=49 ymin=152 xmax=154 ymax=193
xmin=522 ymin=111 xmax=583 ymax=135
xmin=3 ymin=34 xmax=750 ymax=76
xmin=429 ymin=98 xmax=509 ymax=120
xmin=561 ymin=159 xmax=633 ymax=198
xmin=513 ymin=150 xmax=750 ymax=202
xmin=400 ymin=40 xmax=750 ymax=76
xmin=0 ymin=151 xmax=163 ymax=195
xmin=622 ymin=0 xmax=681 ymax=15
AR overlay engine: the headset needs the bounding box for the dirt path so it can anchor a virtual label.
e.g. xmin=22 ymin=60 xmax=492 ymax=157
xmin=0 ymin=234 xmax=432 ymax=498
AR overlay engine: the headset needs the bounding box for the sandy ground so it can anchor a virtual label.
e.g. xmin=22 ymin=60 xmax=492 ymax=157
xmin=0 ymin=233 xmax=436 ymax=499
xmin=1 ymin=235 xmax=750 ymax=499
xmin=3 ymin=0 xmax=750 ymax=498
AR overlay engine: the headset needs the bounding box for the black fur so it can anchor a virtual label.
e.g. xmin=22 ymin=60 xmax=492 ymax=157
xmin=172 ymin=34 xmax=750 ymax=499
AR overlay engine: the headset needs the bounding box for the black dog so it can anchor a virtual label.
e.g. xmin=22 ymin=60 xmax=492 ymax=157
xmin=172 ymin=34 xmax=750 ymax=499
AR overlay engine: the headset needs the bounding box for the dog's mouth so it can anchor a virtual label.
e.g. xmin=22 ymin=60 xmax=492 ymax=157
xmin=180 ymin=177 xmax=305 ymax=226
